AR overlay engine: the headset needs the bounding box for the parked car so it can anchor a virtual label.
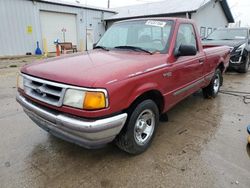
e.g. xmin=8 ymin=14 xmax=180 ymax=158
xmin=203 ymin=27 xmax=250 ymax=73
xmin=17 ymin=18 xmax=230 ymax=154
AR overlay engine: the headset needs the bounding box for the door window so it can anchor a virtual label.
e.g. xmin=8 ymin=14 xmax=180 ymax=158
xmin=176 ymin=24 xmax=198 ymax=50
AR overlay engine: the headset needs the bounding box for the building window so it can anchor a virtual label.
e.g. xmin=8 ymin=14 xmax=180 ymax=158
xmin=200 ymin=27 xmax=206 ymax=38
xmin=207 ymin=28 xmax=213 ymax=36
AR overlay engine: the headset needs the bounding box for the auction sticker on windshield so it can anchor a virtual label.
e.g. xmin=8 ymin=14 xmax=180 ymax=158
xmin=145 ymin=20 xmax=166 ymax=27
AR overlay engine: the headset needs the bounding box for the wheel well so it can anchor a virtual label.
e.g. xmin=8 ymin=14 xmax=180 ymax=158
xmin=217 ymin=62 xmax=225 ymax=73
xmin=126 ymin=90 xmax=164 ymax=115
xmin=217 ymin=63 xmax=224 ymax=86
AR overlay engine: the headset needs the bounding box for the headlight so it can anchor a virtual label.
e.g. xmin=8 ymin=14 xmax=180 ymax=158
xmin=63 ymin=89 xmax=85 ymax=109
xmin=17 ymin=74 xmax=24 ymax=90
xmin=63 ymin=89 xmax=107 ymax=110
xmin=235 ymin=43 xmax=246 ymax=53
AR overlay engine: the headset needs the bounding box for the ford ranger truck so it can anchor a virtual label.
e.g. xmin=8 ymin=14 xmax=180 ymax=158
xmin=17 ymin=18 xmax=230 ymax=154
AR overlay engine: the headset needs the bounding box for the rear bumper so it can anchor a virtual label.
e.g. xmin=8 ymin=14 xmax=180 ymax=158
xmin=16 ymin=93 xmax=127 ymax=149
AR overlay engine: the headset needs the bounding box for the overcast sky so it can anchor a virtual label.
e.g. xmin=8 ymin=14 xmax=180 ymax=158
xmin=64 ymin=0 xmax=250 ymax=26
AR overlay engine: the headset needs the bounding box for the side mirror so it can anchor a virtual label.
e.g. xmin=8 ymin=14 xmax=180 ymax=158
xmin=175 ymin=44 xmax=197 ymax=57
xmin=93 ymin=43 xmax=97 ymax=48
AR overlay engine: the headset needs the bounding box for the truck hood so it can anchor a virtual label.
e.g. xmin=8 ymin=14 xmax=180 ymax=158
xmin=202 ymin=39 xmax=246 ymax=48
xmin=22 ymin=50 xmax=168 ymax=87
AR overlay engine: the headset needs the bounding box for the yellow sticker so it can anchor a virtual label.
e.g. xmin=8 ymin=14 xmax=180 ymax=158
xmin=27 ymin=26 xmax=32 ymax=34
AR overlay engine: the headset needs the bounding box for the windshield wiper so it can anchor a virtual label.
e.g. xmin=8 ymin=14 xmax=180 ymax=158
xmin=114 ymin=45 xmax=153 ymax=55
xmin=93 ymin=45 xmax=109 ymax=51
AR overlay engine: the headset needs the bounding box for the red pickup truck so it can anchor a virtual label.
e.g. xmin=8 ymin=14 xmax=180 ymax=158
xmin=17 ymin=18 xmax=230 ymax=154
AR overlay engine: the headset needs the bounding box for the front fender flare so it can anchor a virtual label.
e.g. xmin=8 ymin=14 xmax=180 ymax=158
xmin=124 ymin=82 xmax=164 ymax=110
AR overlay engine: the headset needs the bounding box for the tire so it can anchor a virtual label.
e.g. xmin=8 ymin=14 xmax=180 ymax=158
xmin=160 ymin=113 xmax=168 ymax=122
xmin=238 ymin=54 xmax=249 ymax=73
xmin=115 ymin=100 xmax=159 ymax=155
xmin=202 ymin=69 xmax=222 ymax=98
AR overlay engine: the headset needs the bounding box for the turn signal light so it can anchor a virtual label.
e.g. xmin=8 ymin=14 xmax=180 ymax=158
xmin=83 ymin=92 xmax=106 ymax=110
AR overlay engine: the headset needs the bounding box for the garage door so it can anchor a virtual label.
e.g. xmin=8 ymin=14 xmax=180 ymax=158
xmin=40 ymin=11 xmax=77 ymax=52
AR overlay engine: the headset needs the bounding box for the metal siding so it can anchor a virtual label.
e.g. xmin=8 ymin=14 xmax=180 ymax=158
xmin=191 ymin=0 xmax=228 ymax=37
xmin=85 ymin=10 xmax=104 ymax=43
xmin=0 ymin=0 xmax=115 ymax=56
xmin=0 ymin=0 xmax=37 ymax=56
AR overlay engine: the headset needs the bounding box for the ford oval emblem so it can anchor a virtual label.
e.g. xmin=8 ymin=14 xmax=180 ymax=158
xmin=35 ymin=88 xmax=42 ymax=94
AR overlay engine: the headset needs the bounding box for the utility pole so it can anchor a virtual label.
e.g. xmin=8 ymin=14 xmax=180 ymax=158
xmin=107 ymin=0 xmax=110 ymax=8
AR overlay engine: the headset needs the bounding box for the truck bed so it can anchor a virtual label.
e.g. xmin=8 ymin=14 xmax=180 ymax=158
xmin=203 ymin=45 xmax=230 ymax=56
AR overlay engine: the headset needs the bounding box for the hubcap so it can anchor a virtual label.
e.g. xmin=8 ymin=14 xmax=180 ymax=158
xmin=213 ymin=74 xmax=220 ymax=94
xmin=134 ymin=109 xmax=155 ymax=146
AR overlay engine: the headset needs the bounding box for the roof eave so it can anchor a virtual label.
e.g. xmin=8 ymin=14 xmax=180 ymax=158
xmin=104 ymin=0 xmax=234 ymax=23
xmin=29 ymin=0 xmax=116 ymax=13
xmin=104 ymin=11 xmax=196 ymax=21
xmin=220 ymin=0 xmax=234 ymax=23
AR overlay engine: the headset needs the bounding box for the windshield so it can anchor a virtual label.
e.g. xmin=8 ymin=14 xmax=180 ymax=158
xmin=206 ymin=29 xmax=248 ymax=40
xmin=96 ymin=20 xmax=173 ymax=53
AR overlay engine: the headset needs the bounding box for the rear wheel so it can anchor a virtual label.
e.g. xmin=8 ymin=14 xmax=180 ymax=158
xmin=202 ymin=69 xmax=222 ymax=98
xmin=238 ymin=54 xmax=249 ymax=73
xmin=115 ymin=100 xmax=159 ymax=155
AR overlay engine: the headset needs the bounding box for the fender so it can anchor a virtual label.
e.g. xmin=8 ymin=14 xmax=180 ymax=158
xmin=243 ymin=48 xmax=249 ymax=57
xmin=124 ymin=82 xmax=164 ymax=109
xmin=218 ymin=56 xmax=226 ymax=66
xmin=217 ymin=55 xmax=228 ymax=73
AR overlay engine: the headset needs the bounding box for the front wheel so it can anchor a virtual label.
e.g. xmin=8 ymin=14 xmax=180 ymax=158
xmin=115 ymin=100 xmax=159 ymax=155
xmin=238 ymin=54 xmax=250 ymax=73
xmin=202 ymin=69 xmax=222 ymax=98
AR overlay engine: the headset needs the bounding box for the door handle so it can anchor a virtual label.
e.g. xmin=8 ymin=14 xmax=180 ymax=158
xmin=199 ymin=59 xmax=205 ymax=64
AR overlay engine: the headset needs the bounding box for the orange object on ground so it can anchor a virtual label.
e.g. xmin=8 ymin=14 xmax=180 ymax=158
xmin=56 ymin=44 xmax=60 ymax=56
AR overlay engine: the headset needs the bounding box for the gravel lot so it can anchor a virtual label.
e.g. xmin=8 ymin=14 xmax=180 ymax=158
xmin=0 ymin=56 xmax=250 ymax=188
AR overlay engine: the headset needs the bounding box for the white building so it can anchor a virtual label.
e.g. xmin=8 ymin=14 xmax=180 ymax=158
xmin=0 ymin=0 xmax=234 ymax=57
xmin=105 ymin=0 xmax=234 ymax=38
xmin=0 ymin=0 xmax=115 ymax=56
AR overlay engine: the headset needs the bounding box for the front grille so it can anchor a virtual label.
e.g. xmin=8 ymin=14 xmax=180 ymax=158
xmin=23 ymin=75 xmax=66 ymax=107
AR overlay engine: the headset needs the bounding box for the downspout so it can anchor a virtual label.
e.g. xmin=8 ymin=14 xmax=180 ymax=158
xmin=186 ymin=12 xmax=191 ymax=19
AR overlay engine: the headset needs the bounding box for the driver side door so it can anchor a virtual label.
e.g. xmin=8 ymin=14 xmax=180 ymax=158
xmin=170 ymin=23 xmax=205 ymax=102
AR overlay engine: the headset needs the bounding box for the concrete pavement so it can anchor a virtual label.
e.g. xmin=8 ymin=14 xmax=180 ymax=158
xmin=0 ymin=58 xmax=249 ymax=188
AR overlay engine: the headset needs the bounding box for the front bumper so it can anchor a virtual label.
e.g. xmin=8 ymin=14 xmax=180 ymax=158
xmin=16 ymin=93 xmax=127 ymax=148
